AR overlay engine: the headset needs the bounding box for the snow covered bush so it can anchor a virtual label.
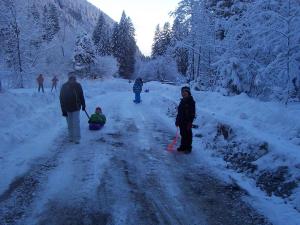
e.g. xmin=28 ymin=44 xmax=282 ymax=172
xmin=91 ymin=56 xmax=118 ymax=79
xmin=214 ymin=56 xmax=245 ymax=95
xmin=73 ymin=33 xmax=95 ymax=72
xmin=136 ymin=56 xmax=182 ymax=82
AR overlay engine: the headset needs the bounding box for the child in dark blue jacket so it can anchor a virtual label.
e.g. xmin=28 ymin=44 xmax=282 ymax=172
xmin=133 ymin=78 xmax=143 ymax=103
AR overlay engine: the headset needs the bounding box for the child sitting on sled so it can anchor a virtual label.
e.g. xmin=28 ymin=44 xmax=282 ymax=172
xmin=88 ymin=107 xmax=106 ymax=130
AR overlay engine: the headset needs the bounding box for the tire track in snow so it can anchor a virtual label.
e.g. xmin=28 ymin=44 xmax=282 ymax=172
xmin=113 ymin=95 xmax=271 ymax=225
xmin=0 ymin=136 xmax=67 ymax=225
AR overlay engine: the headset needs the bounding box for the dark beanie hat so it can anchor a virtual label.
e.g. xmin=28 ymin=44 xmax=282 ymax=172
xmin=181 ymin=86 xmax=191 ymax=95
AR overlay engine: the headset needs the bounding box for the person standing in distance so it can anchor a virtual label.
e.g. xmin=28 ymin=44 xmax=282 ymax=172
xmin=133 ymin=77 xmax=143 ymax=103
xmin=60 ymin=72 xmax=86 ymax=144
xmin=175 ymin=86 xmax=196 ymax=153
xmin=51 ymin=75 xmax=59 ymax=92
xmin=37 ymin=74 xmax=44 ymax=93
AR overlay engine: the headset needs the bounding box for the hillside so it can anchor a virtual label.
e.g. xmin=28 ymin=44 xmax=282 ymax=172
xmin=0 ymin=0 xmax=114 ymax=87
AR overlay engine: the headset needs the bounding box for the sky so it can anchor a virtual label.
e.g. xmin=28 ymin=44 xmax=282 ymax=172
xmin=87 ymin=0 xmax=180 ymax=56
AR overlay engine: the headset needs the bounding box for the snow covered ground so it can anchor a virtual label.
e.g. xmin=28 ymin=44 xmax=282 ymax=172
xmin=0 ymin=78 xmax=299 ymax=225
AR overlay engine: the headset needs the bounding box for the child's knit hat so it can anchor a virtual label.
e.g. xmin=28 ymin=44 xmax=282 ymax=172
xmin=181 ymin=86 xmax=191 ymax=95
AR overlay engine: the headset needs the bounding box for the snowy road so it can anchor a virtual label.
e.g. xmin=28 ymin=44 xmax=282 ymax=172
xmin=0 ymin=80 xmax=270 ymax=225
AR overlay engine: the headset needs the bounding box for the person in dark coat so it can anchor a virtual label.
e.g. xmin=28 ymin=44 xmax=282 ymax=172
xmin=51 ymin=75 xmax=59 ymax=92
xmin=175 ymin=86 xmax=196 ymax=153
xmin=60 ymin=72 xmax=86 ymax=144
xmin=37 ymin=74 xmax=44 ymax=93
xmin=133 ymin=77 xmax=143 ymax=103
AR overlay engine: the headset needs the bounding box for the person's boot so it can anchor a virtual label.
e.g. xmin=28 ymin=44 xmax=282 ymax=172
xmin=177 ymin=147 xmax=185 ymax=152
xmin=184 ymin=147 xmax=192 ymax=154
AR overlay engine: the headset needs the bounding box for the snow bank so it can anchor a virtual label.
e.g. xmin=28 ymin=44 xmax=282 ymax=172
xmin=0 ymin=88 xmax=63 ymax=194
xmin=191 ymin=90 xmax=300 ymax=222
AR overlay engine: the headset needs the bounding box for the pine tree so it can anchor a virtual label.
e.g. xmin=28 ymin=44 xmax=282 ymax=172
xmin=171 ymin=17 xmax=189 ymax=76
xmin=0 ymin=0 xmax=24 ymax=87
xmin=73 ymin=33 xmax=96 ymax=72
xmin=151 ymin=22 xmax=172 ymax=58
xmin=30 ymin=3 xmax=40 ymax=23
xmin=171 ymin=17 xmax=188 ymax=42
xmin=160 ymin=22 xmax=172 ymax=53
xmin=42 ymin=3 xmax=60 ymax=42
xmin=111 ymin=22 xmax=121 ymax=58
xmin=170 ymin=0 xmax=196 ymax=79
xmin=92 ymin=13 xmax=111 ymax=56
xmin=151 ymin=25 xmax=162 ymax=58
xmin=175 ymin=47 xmax=189 ymax=76
xmin=111 ymin=11 xmax=136 ymax=78
xmin=214 ymin=0 xmax=300 ymax=100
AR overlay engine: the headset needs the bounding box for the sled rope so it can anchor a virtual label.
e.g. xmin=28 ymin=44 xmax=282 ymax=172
xmin=167 ymin=128 xmax=179 ymax=151
xmin=84 ymin=109 xmax=90 ymax=119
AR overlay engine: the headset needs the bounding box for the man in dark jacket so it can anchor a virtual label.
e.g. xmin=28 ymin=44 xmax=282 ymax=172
xmin=175 ymin=86 xmax=196 ymax=153
xmin=60 ymin=72 xmax=86 ymax=144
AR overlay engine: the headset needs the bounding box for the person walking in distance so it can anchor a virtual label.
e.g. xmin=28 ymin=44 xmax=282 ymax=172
xmin=51 ymin=75 xmax=59 ymax=92
xmin=175 ymin=86 xmax=196 ymax=154
xmin=37 ymin=74 xmax=44 ymax=93
xmin=60 ymin=72 xmax=86 ymax=144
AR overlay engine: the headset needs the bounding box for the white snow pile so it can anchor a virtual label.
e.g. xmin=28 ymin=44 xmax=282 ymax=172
xmin=191 ymin=90 xmax=300 ymax=220
xmin=0 ymin=88 xmax=63 ymax=196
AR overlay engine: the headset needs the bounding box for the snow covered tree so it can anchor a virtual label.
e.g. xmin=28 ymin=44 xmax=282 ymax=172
xmin=42 ymin=3 xmax=60 ymax=42
xmin=0 ymin=0 xmax=24 ymax=87
xmin=30 ymin=3 xmax=40 ymax=23
xmin=267 ymin=0 xmax=300 ymax=103
xmin=171 ymin=0 xmax=300 ymax=100
xmin=172 ymin=0 xmax=197 ymax=81
xmin=92 ymin=13 xmax=111 ymax=56
xmin=111 ymin=11 xmax=136 ymax=78
xmin=151 ymin=25 xmax=162 ymax=57
xmin=174 ymin=47 xmax=189 ymax=76
xmin=171 ymin=16 xmax=189 ymax=43
xmin=214 ymin=0 xmax=300 ymax=100
xmin=160 ymin=22 xmax=172 ymax=53
xmin=111 ymin=22 xmax=120 ymax=56
xmin=172 ymin=0 xmax=193 ymax=30
xmin=170 ymin=17 xmax=190 ymax=76
xmin=151 ymin=22 xmax=172 ymax=58
xmin=73 ymin=33 xmax=95 ymax=73
xmin=192 ymin=0 xmax=216 ymax=88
